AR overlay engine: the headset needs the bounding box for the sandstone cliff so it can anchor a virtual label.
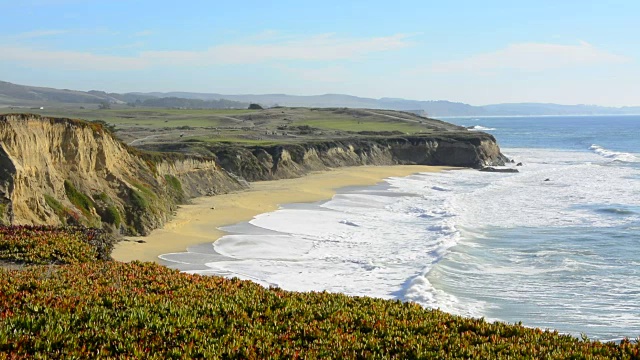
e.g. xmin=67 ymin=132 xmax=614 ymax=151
xmin=0 ymin=114 xmax=507 ymax=235
xmin=0 ymin=114 xmax=244 ymax=235
xmin=144 ymin=133 xmax=508 ymax=182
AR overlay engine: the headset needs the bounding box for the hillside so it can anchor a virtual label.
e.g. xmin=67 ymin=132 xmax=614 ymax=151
xmin=2 ymin=80 xmax=639 ymax=116
xmin=0 ymin=81 xmax=247 ymax=110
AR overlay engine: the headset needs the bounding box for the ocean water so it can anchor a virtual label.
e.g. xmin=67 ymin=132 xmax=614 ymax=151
xmin=161 ymin=115 xmax=640 ymax=341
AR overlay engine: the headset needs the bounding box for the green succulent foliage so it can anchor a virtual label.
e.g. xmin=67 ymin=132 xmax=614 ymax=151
xmin=1 ymin=261 xmax=639 ymax=358
xmin=0 ymin=226 xmax=103 ymax=264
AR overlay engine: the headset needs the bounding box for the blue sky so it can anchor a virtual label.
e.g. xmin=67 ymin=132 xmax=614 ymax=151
xmin=1 ymin=0 xmax=638 ymax=106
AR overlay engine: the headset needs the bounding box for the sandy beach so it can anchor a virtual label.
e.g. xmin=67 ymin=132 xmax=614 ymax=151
xmin=111 ymin=165 xmax=448 ymax=263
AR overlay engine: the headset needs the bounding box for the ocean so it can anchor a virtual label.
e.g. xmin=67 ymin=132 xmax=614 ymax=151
xmin=161 ymin=115 xmax=640 ymax=341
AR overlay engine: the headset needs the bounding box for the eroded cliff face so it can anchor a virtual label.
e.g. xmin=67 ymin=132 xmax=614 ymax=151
xmin=0 ymin=114 xmax=244 ymax=234
xmin=197 ymin=133 xmax=507 ymax=181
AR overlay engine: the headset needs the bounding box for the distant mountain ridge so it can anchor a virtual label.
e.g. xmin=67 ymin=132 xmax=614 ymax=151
xmin=1 ymin=80 xmax=639 ymax=116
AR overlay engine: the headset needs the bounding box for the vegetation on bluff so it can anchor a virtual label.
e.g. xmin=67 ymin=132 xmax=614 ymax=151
xmin=164 ymin=174 xmax=186 ymax=203
xmin=63 ymin=181 xmax=96 ymax=218
xmin=0 ymin=233 xmax=639 ymax=358
xmin=0 ymin=226 xmax=112 ymax=265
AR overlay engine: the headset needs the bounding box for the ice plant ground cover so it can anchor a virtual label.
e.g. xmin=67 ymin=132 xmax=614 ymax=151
xmin=1 ymin=259 xmax=639 ymax=358
xmin=0 ymin=226 xmax=113 ymax=265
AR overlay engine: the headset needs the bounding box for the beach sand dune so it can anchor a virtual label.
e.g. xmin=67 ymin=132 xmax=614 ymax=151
xmin=112 ymin=165 xmax=447 ymax=263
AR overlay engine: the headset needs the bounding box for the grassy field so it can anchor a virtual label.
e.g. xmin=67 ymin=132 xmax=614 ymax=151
xmin=1 ymin=105 xmax=454 ymax=149
xmin=297 ymin=117 xmax=425 ymax=133
xmin=0 ymin=106 xmax=258 ymax=129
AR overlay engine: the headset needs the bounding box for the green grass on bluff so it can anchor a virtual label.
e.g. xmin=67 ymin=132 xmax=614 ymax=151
xmin=0 ymin=107 xmax=259 ymax=129
xmin=1 ymin=106 xmax=457 ymax=149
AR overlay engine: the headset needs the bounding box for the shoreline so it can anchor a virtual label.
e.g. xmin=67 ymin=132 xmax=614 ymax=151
xmin=111 ymin=165 xmax=452 ymax=263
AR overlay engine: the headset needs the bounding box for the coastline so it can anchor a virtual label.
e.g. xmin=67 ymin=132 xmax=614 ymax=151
xmin=111 ymin=165 xmax=451 ymax=263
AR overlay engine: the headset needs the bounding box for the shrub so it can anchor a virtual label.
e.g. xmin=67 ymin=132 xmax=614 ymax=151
xmin=164 ymin=174 xmax=185 ymax=202
xmin=90 ymin=120 xmax=116 ymax=133
xmin=164 ymin=174 xmax=182 ymax=193
xmin=93 ymin=192 xmax=109 ymax=202
xmin=0 ymin=203 xmax=6 ymax=224
xmin=101 ymin=205 xmax=121 ymax=227
xmin=44 ymin=194 xmax=72 ymax=225
xmin=64 ymin=180 xmax=95 ymax=216
xmin=129 ymin=190 xmax=148 ymax=211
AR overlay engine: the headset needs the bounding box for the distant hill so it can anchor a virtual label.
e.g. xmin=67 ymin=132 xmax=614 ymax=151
xmin=128 ymin=92 xmax=482 ymax=116
xmin=138 ymin=97 xmax=248 ymax=109
xmin=1 ymin=80 xmax=638 ymax=116
xmin=0 ymin=81 xmax=246 ymax=109
xmin=0 ymin=80 xmax=121 ymax=105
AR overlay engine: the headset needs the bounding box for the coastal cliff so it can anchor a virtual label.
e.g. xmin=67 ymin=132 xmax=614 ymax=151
xmin=146 ymin=133 xmax=507 ymax=181
xmin=0 ymin=114 xmax=244 ymax=235
xmin=0 ymin=114 xmax=506 ymax=235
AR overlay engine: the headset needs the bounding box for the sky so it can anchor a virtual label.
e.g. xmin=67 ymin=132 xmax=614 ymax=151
xmin=0 ymin=0 xmax=638 ymax=106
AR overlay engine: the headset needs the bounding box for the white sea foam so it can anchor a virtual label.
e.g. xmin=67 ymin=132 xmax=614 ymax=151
xmin=338 ymin=220 xmax=360 ymax=227
xmin=468 ymin=125 xmax=497 ymax=131
xmin=589 ymin=144 xmax=637 ymax=163
xmin=162 ymin=171 xmax=465 ymax=302
xmin=418 ymin=147 xmax=640 ymax=339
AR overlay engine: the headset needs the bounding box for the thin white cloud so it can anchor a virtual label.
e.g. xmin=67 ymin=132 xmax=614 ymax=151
xmin=2 ymin=46 xmax=147 ymax=71
xmin=1 ymin=33 xmax=412 ymax=71
xmin=12 ymin=29 xmax=69 ymax=39
xmin=134 ymin=30 xmax=153 ymax=37
xmin=430 ymin=42 xmax=630 ymax=73
xmin=145 ymin=33 xmax=412 ymax=65
xmin=20 ymin=0 xmax=97 ymax=6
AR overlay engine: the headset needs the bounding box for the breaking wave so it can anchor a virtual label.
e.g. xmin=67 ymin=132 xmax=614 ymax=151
xmin=589 ymin=144 xmax=637 ymax=163
xmin=468 ymin=125 xmax=496 ymax=131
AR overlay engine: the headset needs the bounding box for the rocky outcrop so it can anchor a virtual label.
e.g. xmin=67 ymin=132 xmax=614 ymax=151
xmin=479 ymin=167 xmax=519 ymax=173
xmin=0 ymin=114 xmax=508 ymax=236
xmin=0 ymin=114 xmax=245 ymax=235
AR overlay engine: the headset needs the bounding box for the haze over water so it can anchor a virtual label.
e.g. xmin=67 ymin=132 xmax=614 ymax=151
xmin=162 ymin=115 xmax=640 ymax=341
